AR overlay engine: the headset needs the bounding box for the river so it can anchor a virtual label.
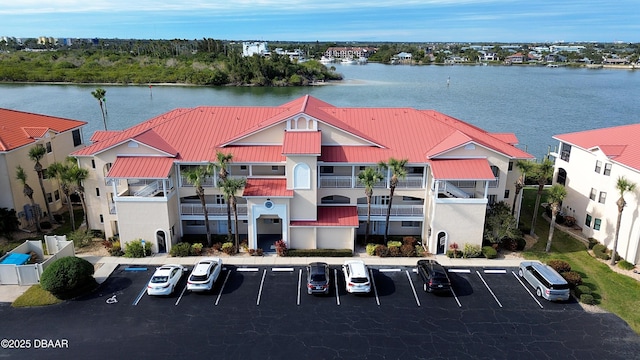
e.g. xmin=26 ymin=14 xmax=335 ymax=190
xmin=1 ymin=63 xmax=639 ymax=160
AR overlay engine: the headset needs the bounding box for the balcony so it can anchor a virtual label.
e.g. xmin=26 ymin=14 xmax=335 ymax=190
xmin=320 ymin=175 xmax=424 ymax=189
xmin=357 ymin=204 xmax=423 ymax=217
xmin=180 ymin=203 xmax=248 ymax=216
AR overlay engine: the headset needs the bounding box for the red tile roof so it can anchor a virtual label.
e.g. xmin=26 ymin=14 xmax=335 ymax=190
xmin=282 ymin=131 xmax=321 ymax=155
xmin=72 ymin=96 xmax=532 ymax=164
xmin=430 ymin=158 xmax=496 ymax=180
xmin=243 ymin=178 xmax=293 ymax=197
xmin=554 ymin=124 xmax=640 ymax=171
xmin=107 ymin=157 xmax=176 ymax=179
xmin=0 ymin=108 xmax=87 ymax=152
xmin=290 ymin=206 xmax=359 ymax=227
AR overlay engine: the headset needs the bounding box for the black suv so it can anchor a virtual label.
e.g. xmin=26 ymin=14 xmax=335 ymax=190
xmin=417 ymin=260 xmax=451 ymax=293
xmin=306 ymin=262 xmax=330 ymax=295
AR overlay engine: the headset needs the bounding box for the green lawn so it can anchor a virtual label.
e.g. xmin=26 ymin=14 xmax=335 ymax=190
xmin=520 ymin=187 xmax=640 ymax=334
xmin=12 ymin=285 xmax=62 ymax=307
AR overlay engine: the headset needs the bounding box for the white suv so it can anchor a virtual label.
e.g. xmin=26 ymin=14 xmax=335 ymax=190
xmin=342 ymin=260 xmax=371 ymax=294
xmin=187 ymin=258 xmax=222 ymax=292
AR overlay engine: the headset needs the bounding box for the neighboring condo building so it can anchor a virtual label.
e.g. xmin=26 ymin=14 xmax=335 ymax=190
xmin=0 ymin=108 xmax=87 ymax=228
xmin=72 ymin=96 xmax=532 ymax=254
xmin=551 ymin=124 xmax=640 ymax=264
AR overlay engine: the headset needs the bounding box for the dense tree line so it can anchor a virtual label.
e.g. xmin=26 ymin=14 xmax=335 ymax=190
xmin=0 ymin=39 xmax=342 ymax=86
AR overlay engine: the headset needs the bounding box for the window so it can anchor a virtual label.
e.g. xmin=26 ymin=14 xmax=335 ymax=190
xmin=293 ymin=163 xmax=311 ymax=189
xmin=585 ymin=214 xmax=592 ymax=227
xmin=99 ymin=214 xmax=104 ymax=223
xmin=45 ymin=141 xmax=52 ymax=153
xmin=240 ymin=165 xmax=247 ymax=170
xmin=604 ymin=163 xmax=612 ymax=176
xmin=589 ymin=188 xmax=597 ymax=201
xmin=320 ymin=166 xmax=334 ymax=174
xmin=54 ymin=190 xmax=60 ymax=201
xmin=488 ymin=195 xmax=497 ymax=205
xmin=271 ymin=166 xmax=279 ymax=172
xmin=598 ymin=192 xmax=607 ymax=204
xmin=560 ymin=143 xmax=571 ymax=162
xmin=401 ymin=221 xmax=420 ymax=227
xmin=72 ymin=129 xmax=82 ymax=147
xmin=594 ymin=218 xmax=602 ymax=231
xmin=489 ymin=166 xmax=499 ymax=188
xmin=46 ymin=193 xmax=53 ymax=203
xmin=91 ymin=159 xmax=96 ymax=169
xmin=186 ymin=220 xmax=205 ymax=226
xmin=508 ymin=161 xmax=513 ymax=171
xmin=41 ymin=168 xmax=48 ymax=179
xmin=594 ymin=160 xmax=602 ymax=173
xmin=504 ymin=190 xmax=510 ymax=199
xmin=96 ymin=188 xmax=100 ymax=197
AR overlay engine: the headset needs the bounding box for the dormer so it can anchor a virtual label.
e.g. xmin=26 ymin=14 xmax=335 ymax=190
xmin=286 ymin=115 xmax=317 ymax=131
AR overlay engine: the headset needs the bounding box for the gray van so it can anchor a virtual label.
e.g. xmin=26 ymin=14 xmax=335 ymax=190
xmin=518 ymin=261 xmax=570 ymax=301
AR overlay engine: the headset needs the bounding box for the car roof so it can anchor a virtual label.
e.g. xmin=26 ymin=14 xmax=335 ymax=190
xmin=344 ymin=260 xmax=367 ymax=276
xmin=524 ymin=262 xmax=568 ymax=284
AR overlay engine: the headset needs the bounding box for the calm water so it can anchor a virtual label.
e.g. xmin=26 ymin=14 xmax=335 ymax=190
xmin=1 ymin=63 xmax=639 ymax=159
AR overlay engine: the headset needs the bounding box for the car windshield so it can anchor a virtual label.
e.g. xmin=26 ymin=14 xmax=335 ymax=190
xmin=151 ymin=276 xmax=168 ymax=283
xmin=310 ymin=274 xmax=326 ymax=282
xmin=190 ymin=274 xmax=209 ymax=281
xmin=351 ymin=277 xmax=368 ymax=284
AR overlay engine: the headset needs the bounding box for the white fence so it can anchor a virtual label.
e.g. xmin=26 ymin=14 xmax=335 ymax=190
xmin=0 ymin=236 xmax=75 ymax=286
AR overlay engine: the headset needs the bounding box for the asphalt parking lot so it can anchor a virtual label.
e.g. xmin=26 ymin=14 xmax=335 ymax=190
xmin=1 ymin=263 xmax=639 ymax=359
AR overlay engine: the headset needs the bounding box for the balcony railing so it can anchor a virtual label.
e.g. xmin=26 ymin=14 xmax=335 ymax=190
xmin=180 ymin=203 xmax=248 ymax=216
xmin=133 ymin=180 xmax=161 ymax=197
xmin=321 ymin=175 xmax=424 ymax=189
xmin=437 ymin=181 xmax=471 ymax=198
xmin=356 ymin=204 xmax=423 ymax=217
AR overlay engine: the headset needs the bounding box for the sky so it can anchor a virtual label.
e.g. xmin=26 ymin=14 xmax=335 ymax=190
xmin=1 ymin=0 xmax=638 ymax=43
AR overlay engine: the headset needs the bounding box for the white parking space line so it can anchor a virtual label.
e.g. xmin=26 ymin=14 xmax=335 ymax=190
xmin=379 ymin=268 xmax=402 ymax=272
xmin=297 ymin=269 xmax=302 ymax=306
xmin=132 ymin=285 xmax=146 ymax=306
xmin=450 ymin=287 xmax=462 ymax=308
xmin=215 ymin=270 xmax=231 ymax=306
xmin=370 ymin=269 xmax=380 ymax=306
xmin=334 ymin=269 xmax=341 ymax=306
xmin=476 ymin=271 xmax=503 ymax=308
xmin=405 ymin=270 xmax=421 ymax=307
xmin=272 ymin=267 xmax=294 ymax=272
xmin=448 ymin=269 xmax=471 ymax=273
xmin=511 ymin=271 xmax=544 ymax=309
xmin=484 ymin=269 xmax=507 ymax=274
xmin=256 ymin=269 xmax=267 ymax=306
xmin=175 ymin=284 xmax=188 ymax=306
xmin=237 ymin=267 xmax=259 ymax=272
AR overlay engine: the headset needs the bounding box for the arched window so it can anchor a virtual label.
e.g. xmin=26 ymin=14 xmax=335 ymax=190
xmin=293 ymin=163 xmax=310 ymax=189
xmin=557 ymin=168 xmax=567 ymax=186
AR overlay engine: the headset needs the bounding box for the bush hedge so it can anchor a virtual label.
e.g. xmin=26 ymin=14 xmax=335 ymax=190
xmin=286 ymin=249 xmax=353 ymax=257
xmin=170 ymin=242 xmax=192 ymax=257
xmin=375 ymin=244 xmax=390 ymax=257
xmin=482 ymin=246 xmax=497 ymax=259
xmin=40 ymin=256 xmax=96 ymax=299
xmin=123 ymin=239 xmax=152 ymax=258
xmin=618 ymin=260 xmax=635 ymax=270
xmin=547 ymin=259 xmax=571 ymax=273
xmin=574 ymin=285 xmax=592 ymax=297
xmin=221 ymin=242 xmax=236 ymax=255
xmin=366 ymin=243 xmax=377 ymax=256
xmin=580 ymin=294 xmax=595 ymax=305
xmin=463 ymin=244 xmax=482 ymax=258
xmin=587 ymin=238 xmax=598 ymax=250
xmin=561 ymin=271 xmax=583 ymax=287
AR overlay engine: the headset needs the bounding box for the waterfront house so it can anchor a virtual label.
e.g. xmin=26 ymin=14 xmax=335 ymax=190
xmin=0 ymin=109 xmax=87 ymax=229
xmin=324 ymin=47 xmax=376 ymax=60
xmin=72 ymin=96 xmax=532 ymax=254
xmin=550 ymin=124 xmax=640 ymax=264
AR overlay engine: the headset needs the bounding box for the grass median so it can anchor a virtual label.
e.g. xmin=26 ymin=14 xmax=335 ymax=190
xmin=520 ymin=187 xmax=640 ymax=334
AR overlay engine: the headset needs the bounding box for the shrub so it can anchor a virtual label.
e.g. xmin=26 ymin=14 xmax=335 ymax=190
xmin=587 ymin=238 xmax=598 ymax=250
xmin=240 ymin=240 xmax=249 ymax=252
xmin=580 ymin=294 xmax=595 ymax=305
xmin=547 ymin=259 xmax=571 ymax=273
xmin=482 ymin=246 xmax=497 ymax=259
xmin=221 ymin=242 xmax=236 ymax=255
xmin=415 ymin=245 xmax=427 ymax=257
xmin=463 ymin=244 xmax=482 ymax=258
xmin=191 ymin=243 xmax=203 ymax=256
xmin=402 ymin=236 xmax=417 ymax=247
xmin=212 ymin=242 xmax=222 ymax=252
xmin=447 ymin=242 xmax=462 ymax=258
xmin=366 ymin=243 xmax=378 ymax=256
xmin=400 ymin=244 xmax=416 ymax=257
xmin=108 ymin=241 xmax=123 ymax=256
xmin=389 ymin=246 xmax=401 ymax=257
xmin=592 ymin=244 xmax=610 ymax=260
xmin=123 ymin=239 xmax=152 ymax=258
xmin=170 ymin=242 xmax=191 ymax=257
xmin=387 ymin=241 xmax=402 ymax=248
xmin=68 ymin=229 xmax=92 ymax=248
xmin=274 ymin=240 xmax=287 ymax=256
xmin=561 ymin=271 xmax=583 ymax=287
xmin=287 ymin=249 xmax=353 ymax=257
xmin=375 ymin=244 xmax=390 ymax=257
xmin=574 ymin=285 xmax=592 ymax=297
xmin=618 ymin=260 xmax=635 ymax=271
xmin=40 ymin=256 xmax=96 ymax=299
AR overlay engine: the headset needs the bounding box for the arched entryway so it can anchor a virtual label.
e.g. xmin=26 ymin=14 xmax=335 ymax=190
xmin=436 ymin=231 xmax=447 ymax=254
xmin=256 ymin=215 xmax=283 ymax=252
xmin=156 ymin=230 xmax=167 ymax=253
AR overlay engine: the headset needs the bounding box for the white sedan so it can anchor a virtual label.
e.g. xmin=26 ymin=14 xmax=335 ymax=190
xmin=147 ymin=264 xmax=186 ymax=296
xmin=187 ymin=258 xmax=223 ymax=292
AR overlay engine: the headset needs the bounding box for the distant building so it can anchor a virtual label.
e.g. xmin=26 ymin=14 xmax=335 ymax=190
xmin=242 ymin=42 xmax=269 ymax=57
xmin=324 ymin=47 xmax=376 ymax=59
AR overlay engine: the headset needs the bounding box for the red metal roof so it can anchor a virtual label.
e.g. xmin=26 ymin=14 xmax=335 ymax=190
xmin=430 ymin=158 xmax=496 ymax=180
xmin=107 ymin=157 xmax=176 ymax=179
xmin=0 ymin=108 xmax=86 ymax=152
xmin=554 ymin=124 xmax=640 ymax=171
xmin=243 ymin=178 xmax=293 ymax=197
xmin=282 ymin=131 xmax=321 ymax=155
xmin=72 ymin=96 xmax=532 ymax=164
xmin=290 ymin=206 xmax=359 ymax=227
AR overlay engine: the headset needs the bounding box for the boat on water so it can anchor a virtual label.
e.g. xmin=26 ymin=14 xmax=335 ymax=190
xmin=546 ymin=64 xmax=559 ymax=68
xmin=319 ymin=56 xmax=335 ymax=64
xmin=341 ymin=58 xmax=357 ymax=65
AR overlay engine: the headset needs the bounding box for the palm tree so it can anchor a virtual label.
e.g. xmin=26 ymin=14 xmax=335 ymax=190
xmin=611 ymin=176 xmax=636 ymax=265
xmin=357 ymin=167 xmax=384 ymax=244
xmin=545 ymin=184 xmax=567 ymax=253
xmin=512 ymin=160 xmax=534 ymax=216
xmin=65 ymin=157 xmax=90 ymax=232
xmin=220 ymin=178 xmax=246 ymax=253
xmin=529 ymin=158 xmax=554 ymax=236
xmin=183 ymin=164 xmax=215 ymax=247
xmin=377 ymin=157 xmax=408 ymax=242
xmin=28 ymin=145 xmax=55 ymax=223
xmin=91 ymin=88 xmax=107 ymax=131
xmin=47 ymin=161 xmax=76 ymax=231
xmin=215 ymin=151 xmax=234 ymax=239
xmin=15 ymin=165 xmax=42 ymax=233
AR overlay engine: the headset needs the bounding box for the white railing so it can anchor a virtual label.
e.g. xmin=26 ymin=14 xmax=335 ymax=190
xmin=180 ymin=203 xmax=248 ymax=216
xmin=438 ymin=181 xmax=471 ymax=199
xmin=321 ymin=175 xmax=423 ymax=189
xmin=319 ymin=176 xmax=353 ymax=188
xmin=356 ymin=204 xmax=423 ymax=217
xmin=180 ymin=176 xmax=216 ymax=187
xmin=133 ymin=180 xmax=160 ymax=197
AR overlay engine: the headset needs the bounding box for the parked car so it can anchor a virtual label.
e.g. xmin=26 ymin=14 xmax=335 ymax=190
xmin=342 ymin=260 xmax=371 ymax=294
xmin=306 ymin=262 xmax=330 ymax=295
xmin=416 ymin=259 xmax=451 ymax=293
xmin=187 ymin=258 xmax=223 ymax=292
xmin=147 ymin=264 xmax=186 ymax=296
xmin=518 ymin=261 xmax=570 ymax=301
